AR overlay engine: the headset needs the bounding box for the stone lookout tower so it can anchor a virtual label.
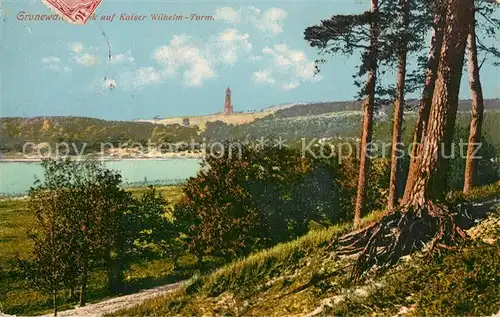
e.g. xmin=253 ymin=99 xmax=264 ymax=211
xmin=224 ymin=86 xmax=233 ymax=115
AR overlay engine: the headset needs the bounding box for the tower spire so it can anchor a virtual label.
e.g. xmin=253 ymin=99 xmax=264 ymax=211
xmin=224 ymin=86 xmax=233 ymax=115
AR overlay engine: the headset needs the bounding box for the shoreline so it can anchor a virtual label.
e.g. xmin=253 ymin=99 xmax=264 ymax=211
xmin=0 ymin=154 xmax=204 ymax=163
xmin=0 ymin=182 xmax=185 ymax=201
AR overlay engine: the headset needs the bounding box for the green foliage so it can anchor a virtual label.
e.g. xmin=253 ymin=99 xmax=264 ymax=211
xmin=108 ymin=184 xmax=500 ymax=317
xmin=336 ymin=157 xmax=391 ymax=214
xmin=131 ymin=186 xmax=172 ymax=246
xmin=203 ymin=111 xmax=365 ymax=144
xmin=17 ymin=158 xmax=178 ymax=308
xmin=446 ymin=126 xmax=499 ymax=191
xmin=17 ymin=189 xmax=78 ymax=316
xmin=173 ymin=144 xmax=348 ymax=263
xmin=22 ymin=158 xmax=137 ymax=302
xmin=447 ymin=180 xmax=500 ymax=205
xmin=0 ymin=185 xmax=189 ymax=316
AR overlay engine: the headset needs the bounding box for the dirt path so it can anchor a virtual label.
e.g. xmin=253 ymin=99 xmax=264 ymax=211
xmin=34 ymin=280 xmax=185 ymax=317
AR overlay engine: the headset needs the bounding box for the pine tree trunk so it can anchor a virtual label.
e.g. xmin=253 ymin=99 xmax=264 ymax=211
xmin=463 ymin=16 xmax=484 ymax=193
xmin=354 ymin=0 xmax=379 ymax=227
xmin=340 ymin=0 xmax=474 ymax=277
xmin=402 ymin=0 xmax=473 ymax=207
xmin=404 ymin=13 xmax=444 ymax=198
xmin=388 ymin=0 xmax=410 ymax=211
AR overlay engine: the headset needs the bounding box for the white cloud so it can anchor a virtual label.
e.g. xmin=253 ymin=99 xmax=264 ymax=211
xmin=132 ymin=67 xmax=163 ymax=88
xmin=141 ymin=29 xmax=253 ymax=88
xmin=254 ymin=44 xmax=322 ymax=90
xmin=249 ymin=55 xmax=263 ymax=62
xmin=44 ymin=64 xmax=60 ymax=71
xmin=208 ymin=29 xmax=252 ymax=66
xmin=68 ymin=42 xmax=99 ymax=67
xmin=215 ymin=6 xmax=287 ymax=36
xmin=250 ymin=8 xmax=287 ymax=35
xmin=214 ymin=7 xmax=241 ymax=23
xmin=74 ymin=53 xmax=98 ymax=66
xmin=116 ymin=67 xmax=164 ymax=91
xmin=69 ymin=42 xmax=134 ymax=67
xmin=153 ymin=34 xmax=215 ymax=87
xmin=110 ymin=50 xmax=135 ymax=64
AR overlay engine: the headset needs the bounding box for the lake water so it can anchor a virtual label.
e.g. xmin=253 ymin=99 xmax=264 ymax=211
xmin=0 ymin=159 xmax=202 ymax=196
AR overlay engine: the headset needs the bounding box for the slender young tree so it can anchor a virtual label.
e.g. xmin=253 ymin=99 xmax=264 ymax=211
xmin=387 ymin=0 xmax=411 ymax=210
xmin=352 ymin=0 xmax=379 ymax=227
xmin=463 ymin=9 xmax=485 ymax=193
xmin=21 ymin=189 xmax=77 ymax=317
xmin=29 ymin=159 xmax=136 ymax=306
xmin=304 ymin=0 xmax=430 ymax=225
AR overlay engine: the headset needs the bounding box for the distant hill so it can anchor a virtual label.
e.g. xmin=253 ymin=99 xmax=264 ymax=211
xmin=134 ymin=99 xmax=500 ymax=130
xmin=267 ymin=101 xmax=364 ymax=119
xmin=2 ymin=99 xmax=499 ymax=154
xmin=264 ymin=99 xmax=500 ymax=120
xmin=0 ymin=116 xmax=199 ymax=154
xmin=262 ymin=102 xmax=311 ymax=112
xmin=201 ymin=100 xmax=500 ymax=147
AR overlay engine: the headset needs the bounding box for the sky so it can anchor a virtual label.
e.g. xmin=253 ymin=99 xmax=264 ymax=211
xmin=0 ymin=0 xmax=499 ymax=120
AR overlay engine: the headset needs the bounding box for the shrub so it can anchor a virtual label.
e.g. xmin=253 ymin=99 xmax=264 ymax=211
xmin=337 ymin=156 xmax=391 ymax=213
xmin=447 ymin=126 xmax=499 ymax=190
xmin=173 ymin=144 xmax=348 ymax=263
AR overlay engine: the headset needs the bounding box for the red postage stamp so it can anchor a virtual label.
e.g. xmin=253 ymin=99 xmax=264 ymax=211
xmin=42 ymin=0 xmax=103 ymax=24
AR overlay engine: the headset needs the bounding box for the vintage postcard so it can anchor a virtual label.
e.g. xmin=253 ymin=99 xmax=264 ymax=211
xmin=1 ymin=0 xmax=499 ymax=316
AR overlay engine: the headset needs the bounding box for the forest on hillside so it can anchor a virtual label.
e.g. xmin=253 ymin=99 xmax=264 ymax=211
xmin=203 ymin=109 xmax=500 ymax=151
xmin=2 ymin=99 xmax=500 ymax=156
xmin=0 ymin=117 xmax=199 ymax=154
xmin=264 ymin=99 xmax=500 ymax=119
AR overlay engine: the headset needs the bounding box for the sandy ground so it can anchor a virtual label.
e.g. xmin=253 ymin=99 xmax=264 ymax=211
xmin=141 ymin=111 xmax=274 ymax=131
xmin=6 ymin=280 xmax=185 ymax=317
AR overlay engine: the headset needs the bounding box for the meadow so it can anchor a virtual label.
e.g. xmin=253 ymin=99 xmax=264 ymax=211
xmin=0 ymin=185 xmax=191 ymax=316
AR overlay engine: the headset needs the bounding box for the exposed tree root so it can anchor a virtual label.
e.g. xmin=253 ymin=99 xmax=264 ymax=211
xmin=339 ymin=201 xmax=467 ymax=279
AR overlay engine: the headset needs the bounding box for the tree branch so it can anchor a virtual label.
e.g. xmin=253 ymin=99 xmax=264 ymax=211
xmin=479 ymin=52 xmax=488 ymax=70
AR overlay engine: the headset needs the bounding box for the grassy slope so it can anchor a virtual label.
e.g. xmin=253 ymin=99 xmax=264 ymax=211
xmin=109 ymin=182 xmax=500 ymax=317
xmin=0 ymin=186 xmax=187 ymax=316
